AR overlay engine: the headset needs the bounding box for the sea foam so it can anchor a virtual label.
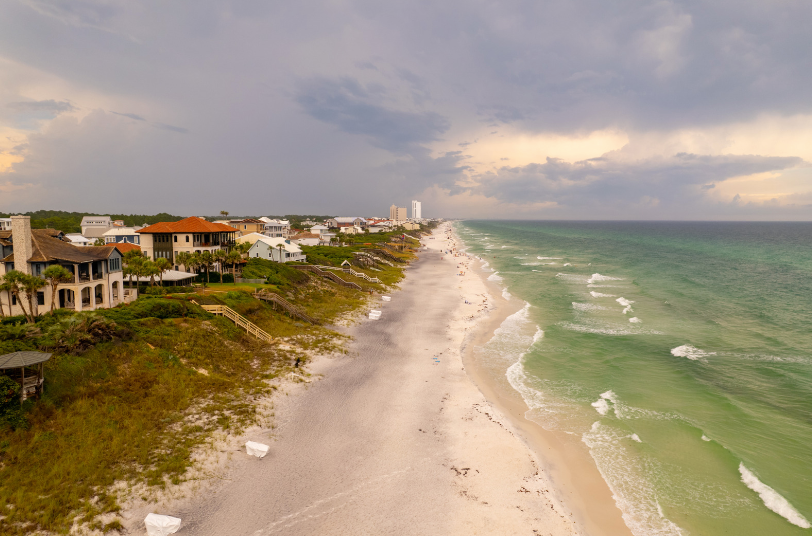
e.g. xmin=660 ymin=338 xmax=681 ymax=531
xmin=739 ymin=463 xmax=811 ymax=528
xmin=590 ymin=291 xmax=616 ymax=298
xmin=587 ymin=273 xmax=623 ymax=284
xmin=671 ymin=345 xmax=715 ymax=361
xmin=487 ymin=272 xmax=503 ymax=282
xmin=616 ymin=297 xmax=634 ymax=314
xmin=572 ymin=302 xmax=608 ymax=312
xmin=538 ymin=256 xmax=562 ymax=260
xmin=629 ymin=317 xmax=642 ymax=323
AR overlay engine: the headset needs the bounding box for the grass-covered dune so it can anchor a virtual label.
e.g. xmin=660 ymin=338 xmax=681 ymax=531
xmin=0 ymin=241 xmax=416 ymax=534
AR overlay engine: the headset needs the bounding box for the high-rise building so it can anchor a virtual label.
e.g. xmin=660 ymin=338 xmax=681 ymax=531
xmin=411 ymin=200 xmax=422 ymax=220
xmin=390 ymin=204 xmax=407 ymax=222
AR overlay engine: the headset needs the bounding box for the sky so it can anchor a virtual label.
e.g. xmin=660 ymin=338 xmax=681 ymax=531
xmin=1 ymin=0 xmax=811 ymax=220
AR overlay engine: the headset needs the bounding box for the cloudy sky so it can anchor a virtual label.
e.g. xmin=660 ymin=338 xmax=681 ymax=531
xmin=1 ymin=0 xmax=811 ymax=219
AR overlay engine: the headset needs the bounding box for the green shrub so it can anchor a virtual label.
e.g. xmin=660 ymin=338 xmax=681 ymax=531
xmin=240 ymin=258 xmax=308 ymax=286
xmin=0 ymin=375 xmax=26 ymax=430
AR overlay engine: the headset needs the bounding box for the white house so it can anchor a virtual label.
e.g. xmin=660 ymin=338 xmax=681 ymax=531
xmin=103 ymin=226 xmax=141 ymax=245
xmin=326 ymin=217 xmax=367 ymax=229
xmin=289 ymin=232 xmax=321 ymax=246
xmin=64 ymin=233 xmax=93 ymax=246
xmin=0 ymin=218 xmax=11 ymax=231
xmin=235 ymin=232 xmax=268 ymax=246
xmin=80 ymin=215 xmax=114 ymax=239
xmin=261 ymin=218 xmax=291 ymax=238
xmin=248 ymin=238 xmax=306 ymax=263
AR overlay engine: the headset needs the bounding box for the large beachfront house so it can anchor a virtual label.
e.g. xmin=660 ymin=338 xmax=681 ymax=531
xmin=260 ymin=218 xmax=291 ymax=238
xmin=248 ymin=238 xmax=306 ymax=263
xmin=137 ymin=217 xmax=238 ymax=270
xmin=326 ymin=217 xmax=367 ymax=230
xmin=0 ymin=216 xmax=130 ymax=316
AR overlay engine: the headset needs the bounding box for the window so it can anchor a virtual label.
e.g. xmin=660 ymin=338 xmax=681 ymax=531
xmin=37 ymin=292 xmax=45 ymax=306
xmin=186 ymin=235 xmax=189 ymax=242
xmin=12 ymin=294 xmax=16 ymax=305
xmin=173 ymin=235 xmax=177 ymax=242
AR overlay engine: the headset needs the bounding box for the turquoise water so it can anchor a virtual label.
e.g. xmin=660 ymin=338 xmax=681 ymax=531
xmin=458 ymin=221 xmax=812 ymax=536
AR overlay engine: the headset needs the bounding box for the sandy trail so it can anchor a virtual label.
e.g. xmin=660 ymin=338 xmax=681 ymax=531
xmin=128 ymin=224 xmax=593 ymax=535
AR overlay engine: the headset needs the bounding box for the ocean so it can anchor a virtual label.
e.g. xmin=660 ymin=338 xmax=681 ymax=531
xmin=457 ymin=220 xmax=812 ymax=536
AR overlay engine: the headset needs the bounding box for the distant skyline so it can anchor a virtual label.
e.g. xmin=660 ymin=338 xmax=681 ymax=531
xmin=1 ymin=0 xmax=811 ymax=220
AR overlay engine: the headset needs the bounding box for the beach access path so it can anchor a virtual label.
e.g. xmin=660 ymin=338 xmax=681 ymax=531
xmin=133 ymin=225 xmax=585 ymax=536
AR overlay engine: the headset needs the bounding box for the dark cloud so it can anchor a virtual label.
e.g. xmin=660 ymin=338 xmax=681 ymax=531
xmin=474 ymin=153 xmax=805 ymax=213
xmin=7 ymin=100 xmax=75 ymax=114
xmin=1 ymin=0 xmax=811 ymax=218
xmin=295 ymin=76 xmax=450 ymax=154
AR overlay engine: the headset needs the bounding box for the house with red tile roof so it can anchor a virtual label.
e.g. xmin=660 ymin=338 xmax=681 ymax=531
xmin=137 ymin=217 xmax=238 ymax=270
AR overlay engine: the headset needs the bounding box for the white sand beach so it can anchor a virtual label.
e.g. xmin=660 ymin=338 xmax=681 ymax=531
xmin=123 ymin=222 xmax=631 ymax=535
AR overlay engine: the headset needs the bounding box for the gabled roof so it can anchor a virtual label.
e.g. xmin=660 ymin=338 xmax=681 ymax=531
xmin=2 ymin=230 xmax=116 ymax=264
xmin=103 ymin=242 xmax=142 ymax=254
xmin=81 ymin=215 xmax=111 ymax=226
xmin=333 ymin=217 xmax=367 ymax=223
xmin=230 ymin=218 xmax=264 ymax=224
xmin=291 ymin=232 xmax=319 ymax=239
xmin=137 ymin=217 xmax=238 ymax=234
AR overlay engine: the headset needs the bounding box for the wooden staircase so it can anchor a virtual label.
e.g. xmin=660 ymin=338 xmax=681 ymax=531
xmin=191 ymin=300 xmax=273 ymax=342
xmin=291 ymin=265 xmax=362 ymax=290
xmin=316 ymin=265 xmax=381 ymax=284
xmin=354 ymin=251 xmax=394 ymax=267
xmin=253 ymin=291 xmax=319 ymax=325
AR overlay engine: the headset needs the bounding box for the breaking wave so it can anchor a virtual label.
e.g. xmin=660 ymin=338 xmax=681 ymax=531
xmin=739 ymin=463 xmax=811 ymax=528
xmin=671 ymin=345 xmax=715 ymax=361
xmin=591 ymin=291 xmax=616 ymax=298
xmin=587 ymin=273 xmax=624 ymax=284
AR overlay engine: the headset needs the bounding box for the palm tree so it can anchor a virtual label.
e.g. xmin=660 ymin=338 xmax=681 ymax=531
xmin=220 ymin=210 xmax=229 ymax=219
xmin=187 ymin=252 xmax=202 ymax=283
xmin=43 ymin=265 xmax=73 ymax=313
xmin=3 ymin=271 xmax=32 ymax=322
xmin=142 ymin=260 xmax=160 ymax=287
xmin=236 ymin=241 xmax=251 ymax=257
xmin=123 ymin=250 xmax=145 ymax=288
xmin=0 ymin=275 xmax=9 ymax=318
xmin=93 ymin=237 xmax=106 ymax=246
xmin=176 ymin=251 xmax=191 ymax=272
xmin=21 ymin=274 xmax=47 ymax=322
xmin=214 ymin=249 xmax=227 ymax=283
xmin=199 ymin=251 xmax=214 ymax=285
xmin=155 ymin=258 xmax=172 ymax=286
xmin=226 ymin=250 xmax=242 ymax=284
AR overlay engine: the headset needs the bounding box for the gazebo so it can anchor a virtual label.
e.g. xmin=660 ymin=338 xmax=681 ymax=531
xmin=0 ymin=351 xmax=52 ymax=403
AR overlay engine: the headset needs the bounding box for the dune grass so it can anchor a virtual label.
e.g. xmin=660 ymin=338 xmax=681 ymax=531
xmin=0 ymin=245 xmax=414 ymax=533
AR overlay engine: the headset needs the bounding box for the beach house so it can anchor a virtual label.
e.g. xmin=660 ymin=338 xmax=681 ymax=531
xmin=0 ymin=216 xmax=129 ymax=315
xmin=137 ymin=217 xmax=238 ymax=270
xmin=103 ymin=226 xmax=141 ymax=245
xmin=248 ymin=238 xmax=306 ymax=263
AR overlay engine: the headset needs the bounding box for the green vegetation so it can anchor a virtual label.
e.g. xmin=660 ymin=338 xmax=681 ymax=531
xmin=240 ymin=258 xmax=310 ymax=286
xmin=0 ymin=211 xmax=185 ymax=234
xmin=0 ymin=239 xmax=421 ymax=533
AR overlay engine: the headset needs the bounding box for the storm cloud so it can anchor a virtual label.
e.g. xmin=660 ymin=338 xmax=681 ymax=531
xmin=0 ymin=0 xmax=810 ymax=218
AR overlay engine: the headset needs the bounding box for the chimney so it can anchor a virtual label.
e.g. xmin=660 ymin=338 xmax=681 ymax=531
xmin=11 ymin=215 xmax=32 ymax=274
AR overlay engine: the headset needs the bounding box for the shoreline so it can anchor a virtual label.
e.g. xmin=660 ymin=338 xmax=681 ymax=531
xmin=448 ymin=223 xmax=633 ymax=536
xmin=120 ymin=222 xmax=589 ymax=535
